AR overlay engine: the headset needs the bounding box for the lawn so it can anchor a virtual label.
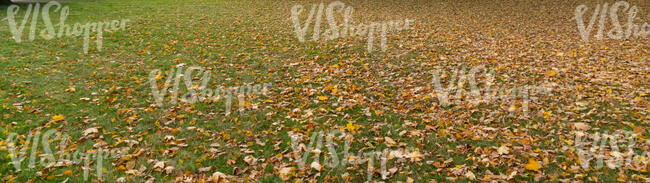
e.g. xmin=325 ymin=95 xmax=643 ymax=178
xmin=0 ymin=0 xmax=648 ymax=182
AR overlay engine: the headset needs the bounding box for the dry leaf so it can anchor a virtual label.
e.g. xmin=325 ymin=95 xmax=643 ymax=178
xmin=311 ymin=161 xmax=321 ymax=171
xmin=211 ymin=171 xmax=228 ymax=183
xmin=278 ymin=167 xmax=294 ymax=181
xmin=571 ymin=123 xmax=591 ymax=131
xmin=524 ymin=158 xmax=541 ymax=171
xmin=52 ymin=114 xmax=65 ymax=122
xmin=497 ymin=145 xmax=509 ymax=155
xmin=83 ymin=127 xmax=98 ymax=136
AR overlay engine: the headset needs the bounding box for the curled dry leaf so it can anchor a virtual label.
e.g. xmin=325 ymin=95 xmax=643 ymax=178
xmin=199 ymin=166 xmax=213 ymax=172
xmin=211 ymin=171 xmax=228 ymax=183
xmin=83 ymin=127 xmax=98 ymax=136
xmin=153 ymin=161 xmax=165 ymax=171
xmin=311 ymin=161 xmax=321 ymax=171
xmin=384 ymin=137 xmax=397 ymax=146
xmin=164 ymin=166 xmax=175 ymax=174
xmin=244 ymin=156 xmax=257 ymax=166
xmin=278 ymin=167 xmax=294 ymax=181
xmin=145 ymin=177 xmax=155 ymax=183
xmin=571 ymin=123 xmax=591 ymax=131
xmin=497 ymin=145 xmax=509 ymax=155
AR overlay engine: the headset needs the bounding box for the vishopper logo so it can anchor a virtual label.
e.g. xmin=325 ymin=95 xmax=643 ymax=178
xmin=291 ymin=1 xmax=415 ymax=52
xmin=431 ymin=65 xmax=553 ymax=117
xmin=148 ymin=65 xmax=273 ymax=115
xmin=288 ymin=130 xmax=424 ymax=181
xmin=575 ymin=1 xmax=649 ymax=42
xmin=4 ymin=1 xmax=130 ymax=53
xmin=2 ymin=129 xmax=122 ymax=181
xmin=570 ymin=130 xmax=649 ymax=170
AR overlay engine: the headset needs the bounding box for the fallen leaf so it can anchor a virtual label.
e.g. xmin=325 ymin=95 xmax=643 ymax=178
xmin=83 ymin=127 xmax=98 ymax=136
xmin=279 ymin=167 xmax=294 ymax=181
xmin=212 ymin=171 xmax=228 ymax=183
xmin=63 ymin=170 xmax=72 ymax=176
xmin=571 ymin=123 xmax=591 ymax=131
xmin=384 ymin=137 xmax=397 ymax=146
xmin=52 ymin=114 xmax=65 ymax=122
xmin=311 ymin=161 xmax=321 ymax=171
xmin=497 ymin=145 xmax=509 ymax=155
xmin=524 ymin=158 xmax=541 ymax=171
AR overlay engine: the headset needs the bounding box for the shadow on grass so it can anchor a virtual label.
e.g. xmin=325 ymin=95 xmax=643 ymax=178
xmin=0 ymin=0 xmax=13 ymax=5
xmin=0 ymin=0 xmax=59 ymax=7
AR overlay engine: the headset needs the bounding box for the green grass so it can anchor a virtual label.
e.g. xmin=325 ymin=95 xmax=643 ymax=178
xmin=1 ymin=0 xmax=649 ymax=182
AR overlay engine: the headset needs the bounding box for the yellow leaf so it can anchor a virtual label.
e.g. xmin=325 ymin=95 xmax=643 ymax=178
xmin=318 ymin=96 xmax=328 ymax=101
xmin=52 ymin=114 xmax=64 ymax=122
xmin=63 ymin=170 xmax=72 ymax=176
xmin=116 ymin=165 xmax=126 ymax=171
xmin=324 ymin=84 xmax=334 ymax=91
xmin=346 ymin=121 xmax=360 ymax=133
xmin=524 ymin=158 xmax=541 ymax=171
xmin=508 ymin=105 xmax=516 ymax=112
xmin=406 ymin=177 xmax=414 ymax=183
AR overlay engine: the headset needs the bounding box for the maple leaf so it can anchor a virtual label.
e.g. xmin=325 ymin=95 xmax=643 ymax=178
xmin=524 ymin=158 xmax=541 ymax=171
xmin=407 ymin=150 xmax=424 ymax=162
xmin=346 ymin=121 xmax=360 ymax=134
xmin=497 ymin=145 xmax=509 ymax=155
xmin=278 ymin=167 xmax=294 ymax=181
xmin=52 ymin=114 xmax=65 ymax=122
xmin=571 ymin=123 xmax=591 ymax=131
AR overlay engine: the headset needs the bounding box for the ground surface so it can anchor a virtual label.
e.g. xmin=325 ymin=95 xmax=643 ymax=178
xmin=0 ymin=0 xmax=649 ymax=182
